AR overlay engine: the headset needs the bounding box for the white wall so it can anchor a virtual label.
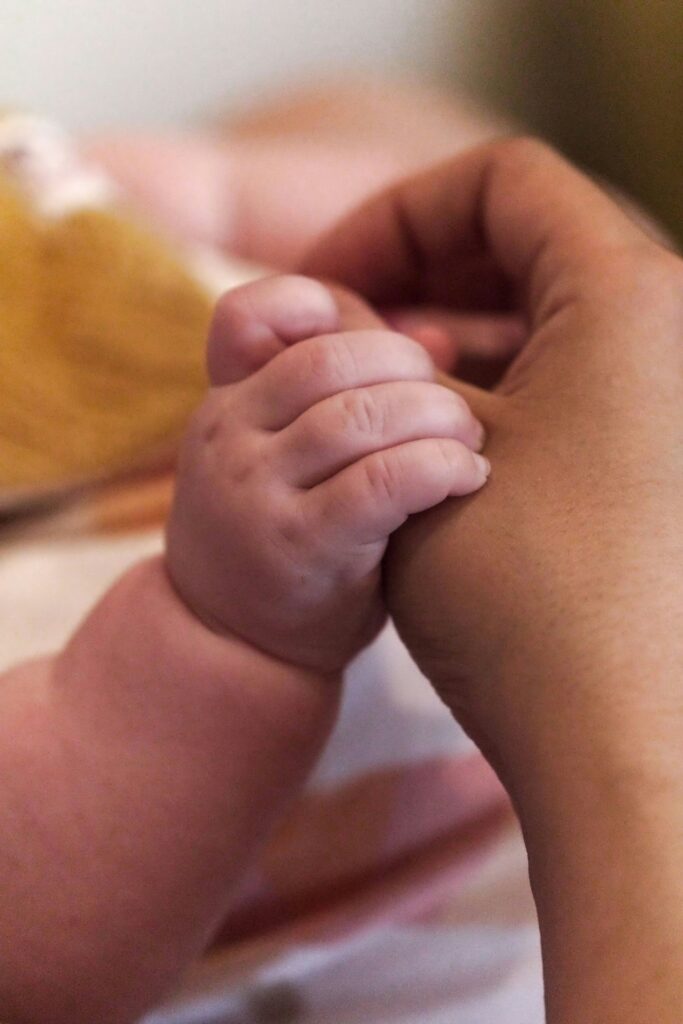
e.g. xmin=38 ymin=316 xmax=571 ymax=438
xmin=0 ymin=0 xmax=483 ymax=130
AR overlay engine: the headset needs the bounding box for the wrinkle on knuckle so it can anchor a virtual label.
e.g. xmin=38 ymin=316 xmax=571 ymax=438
xmin=342 ymin=388 xmax=384 ymax=439
xmin=201 ymin=416 xmax=260 ymax=489
xmin=364 ymin=450 xmax=400 ymax=505
xmin=189 ymin=402 xmax=219 ymax=446
xmin=269 ymin=498 xmax=320 ymax=577
xmin=433 ymin=438 xmax=464 ymax=478
xmin=191 ymin=390 xmax=233 ymax=447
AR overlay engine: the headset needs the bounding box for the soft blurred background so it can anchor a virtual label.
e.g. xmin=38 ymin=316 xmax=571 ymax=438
xmin=1 ymin=1 xmax=482 ymax=127
xmin=0 ymin=8 xmax=680 ymax=1019
xmin=1 ymin=0 xmax=681 ymax=238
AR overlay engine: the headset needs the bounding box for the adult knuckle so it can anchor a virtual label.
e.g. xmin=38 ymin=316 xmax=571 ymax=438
xmin=494 ymin=135 xmax=557 ymax=171
xmin=606 ymin=242 xmax=683 ymax=315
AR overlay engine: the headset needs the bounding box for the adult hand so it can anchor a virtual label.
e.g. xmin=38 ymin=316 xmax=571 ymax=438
xmin=305 ymin=139 xmax=683 ymax=1023
xmin=85 ymin=79 xmax=522 ymax=371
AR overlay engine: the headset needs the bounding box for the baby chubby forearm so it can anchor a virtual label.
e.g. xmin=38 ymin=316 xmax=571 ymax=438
xmin=0 ymin=555 xmax=339 ymax=1024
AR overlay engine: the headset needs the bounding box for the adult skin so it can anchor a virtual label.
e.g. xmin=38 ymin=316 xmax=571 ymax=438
xmin=305 ymin=138 xmax=683 ymax=1023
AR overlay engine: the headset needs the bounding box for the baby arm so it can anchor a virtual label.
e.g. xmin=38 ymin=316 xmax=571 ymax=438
xmin=0 ymin=277 xmax=487 ymax=1024
xmin=0 ymin=565 xmax=335 ymax=1024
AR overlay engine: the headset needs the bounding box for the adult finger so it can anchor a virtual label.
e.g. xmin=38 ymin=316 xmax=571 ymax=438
xmin=387 ymin=308 xmax=525 ymax=363
xmin=304 ymin=138 xmax=649 ymax=329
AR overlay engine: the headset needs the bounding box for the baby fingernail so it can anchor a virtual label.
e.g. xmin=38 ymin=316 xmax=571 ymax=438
xmin=473 ymin=420 xmax=487 ymax=452
xmin=473 ymin=453 xmax=491 ymax=481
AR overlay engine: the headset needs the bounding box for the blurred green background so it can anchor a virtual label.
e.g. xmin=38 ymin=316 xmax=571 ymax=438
xmin=469 ymin=0 xmax=683 ymax=244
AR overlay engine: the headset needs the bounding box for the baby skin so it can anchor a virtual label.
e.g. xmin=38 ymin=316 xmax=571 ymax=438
xmin=0 ymin=276 xmax=488 ymax=1024
xmin=168 ymin=275 xmax=489 ymax=674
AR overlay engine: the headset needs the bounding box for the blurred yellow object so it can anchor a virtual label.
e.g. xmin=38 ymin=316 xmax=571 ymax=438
xmin=0 ymin=173 xmax=212 ymax=497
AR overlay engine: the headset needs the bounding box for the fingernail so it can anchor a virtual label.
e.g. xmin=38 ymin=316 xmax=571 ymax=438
xmin=473 ymin=420 xmax=487 ymax=452
xmin=473 ymin=453 xmax=491 ymax=481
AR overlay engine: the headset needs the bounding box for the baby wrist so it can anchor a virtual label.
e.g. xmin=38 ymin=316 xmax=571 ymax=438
xmin=57 ymin=555 xmax=341 ymax=755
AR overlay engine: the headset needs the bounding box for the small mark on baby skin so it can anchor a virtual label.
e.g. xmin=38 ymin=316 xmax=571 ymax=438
xmin=203 ymin=422 xmax=219 ymax=444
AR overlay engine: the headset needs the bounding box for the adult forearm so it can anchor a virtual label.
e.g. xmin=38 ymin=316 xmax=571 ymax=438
xmin=504 ymin=656 xmax=683 ymax=1024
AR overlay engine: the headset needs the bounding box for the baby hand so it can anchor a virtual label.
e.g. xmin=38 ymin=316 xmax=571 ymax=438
xmin=166 ymin=276 xmax=489 ymax=674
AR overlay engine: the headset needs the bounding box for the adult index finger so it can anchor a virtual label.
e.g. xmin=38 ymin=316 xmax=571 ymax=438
xmin=303 ymin=138 xmax=648 ymax=331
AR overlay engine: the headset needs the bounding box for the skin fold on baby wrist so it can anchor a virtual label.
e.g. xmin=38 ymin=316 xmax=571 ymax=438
xmin=56 ymin=554 xmax=341 ymax=748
